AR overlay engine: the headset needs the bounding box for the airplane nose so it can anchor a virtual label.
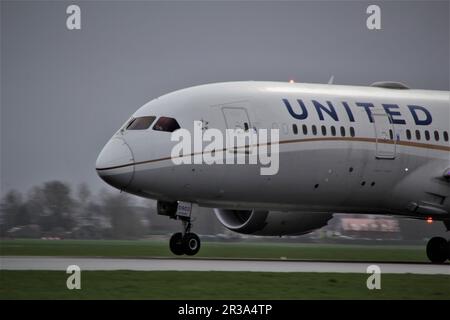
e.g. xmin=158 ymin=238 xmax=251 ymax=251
xmin=96 ymin=137 xmax=134 ymax=189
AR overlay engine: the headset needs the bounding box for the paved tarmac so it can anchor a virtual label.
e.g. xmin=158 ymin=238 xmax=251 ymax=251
xmin=1 ymin=256 xmax=449 ymax=274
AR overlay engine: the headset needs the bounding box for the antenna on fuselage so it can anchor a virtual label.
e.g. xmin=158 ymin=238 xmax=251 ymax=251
xmin=328 ymin=75 xmax=335 ymax=84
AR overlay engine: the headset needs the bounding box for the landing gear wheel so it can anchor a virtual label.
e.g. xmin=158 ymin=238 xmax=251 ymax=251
xmin=426 ymin=237 xmax=449 ymax=264
xmin=183 ymin=233 xmax=201 ymax=256
xmin=169 ymin=232 xmax=184 ymax=255
xmin=448 ymin=240 xmax=450 ymax=262
xmin=164 ymin=201 xmax=200 ymax=256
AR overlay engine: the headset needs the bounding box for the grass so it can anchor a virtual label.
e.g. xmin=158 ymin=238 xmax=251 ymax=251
xmin=0 ymin=270 xmax=449 ymax=299
xmin=0 ymin=239 xmax=429 ymax=262
xmin=1 ymin=240 xmax=446 ymax=300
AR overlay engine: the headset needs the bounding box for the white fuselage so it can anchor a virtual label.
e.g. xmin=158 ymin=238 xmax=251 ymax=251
xmin=96 ymin=81 xmax=450 ymax=220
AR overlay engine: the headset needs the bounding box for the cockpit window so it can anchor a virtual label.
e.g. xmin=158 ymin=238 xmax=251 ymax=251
xmin=126 ymin=116 xmax=156 ymax=130
xmin=153 ymin=117 xmax=181 ymax=132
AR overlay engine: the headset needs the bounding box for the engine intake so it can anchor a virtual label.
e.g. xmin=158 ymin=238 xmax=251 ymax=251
xmin=214 ymin=208 xmax=332 ymax=236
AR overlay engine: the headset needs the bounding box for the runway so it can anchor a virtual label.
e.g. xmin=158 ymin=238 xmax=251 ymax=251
xmin=1 ymin=256 xmax=449 ymax=274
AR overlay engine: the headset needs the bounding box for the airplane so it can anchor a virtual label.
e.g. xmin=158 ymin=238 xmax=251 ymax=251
xmin=96 ymin=81 xmax=450 ymax=263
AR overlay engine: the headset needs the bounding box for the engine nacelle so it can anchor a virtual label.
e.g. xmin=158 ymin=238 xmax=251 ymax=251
xmin=214 ymin=209 xmax=333 ymax=236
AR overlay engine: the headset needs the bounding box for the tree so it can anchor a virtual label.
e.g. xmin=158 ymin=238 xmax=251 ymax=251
xmin=75 ymin=183 xmax=103 ymax=229
xmin=77 ymin=183 xmax=91 ymax=204
xmin=0 ymin=190 xmax=29 ymax=229
xmin=99 ymin=191 xmax=144 ymax=239
xmin=26 ymin=181 xmax=76 ymax=232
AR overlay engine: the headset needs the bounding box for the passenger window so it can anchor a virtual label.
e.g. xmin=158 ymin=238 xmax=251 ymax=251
xmin=406 ymin=129 xmax=411 ymax=140
xmin=444 ymin=131 xmax=449 ymax=142
xmin=331 ymin=126 xmax=336 ymax=136
xmin=126 ymin=116 xmax=156 ymax=130
xmin=350 ymin=127 xmax=355 ymax=137
xmin=292 ymin=124 xmax=298 ymax=135
xmin=312 ymin=125 xmax=317 ymax=135
xmin=415 ymin=130 xmax=421 ymax=140
xmin=153 ymin=117 xmax=181 ymax=132
xmin=302 ymin=124 xmax=308 ymax=135
xmin=424 ymin=130 xmax=430 ymax=141
xmin=321 ymin=125 xmax=327 ymax=136
xmin=434 ymin=130 xmax=439 ymax=141
xmin=340 ymin=126 xmax=346 ymax=137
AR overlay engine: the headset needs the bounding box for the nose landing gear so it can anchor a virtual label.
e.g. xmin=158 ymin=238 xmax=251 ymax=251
xmin=169 ymin=222 xmax=201 ymax=256
xmin=157 ymin=200 xmax=201 ymax=256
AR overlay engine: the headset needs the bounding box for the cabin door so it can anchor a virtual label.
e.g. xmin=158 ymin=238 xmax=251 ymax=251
xmin=372 ymin=108 xmax=396 ymax=159
xmin=221 ymin=103 xmax=251 ymax=131
xmin=221 ymin=102 xmax=253 ymax=154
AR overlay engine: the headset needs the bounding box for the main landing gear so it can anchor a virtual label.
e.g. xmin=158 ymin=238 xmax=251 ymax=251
xmin=426 ymin=237 xmax=450 ymax=264
xmin=157 ymin=200 xmax=201 ymax=256
xmin=426 ymin=221 xmax=450 ymax=264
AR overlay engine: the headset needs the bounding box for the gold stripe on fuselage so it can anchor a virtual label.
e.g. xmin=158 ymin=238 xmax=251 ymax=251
xmin=95 ymin=137 xmax=450 ymax=171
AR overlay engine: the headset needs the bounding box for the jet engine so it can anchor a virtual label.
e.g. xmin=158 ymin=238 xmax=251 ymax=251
xmin=214 ymin=209 xmax=333 ymax=236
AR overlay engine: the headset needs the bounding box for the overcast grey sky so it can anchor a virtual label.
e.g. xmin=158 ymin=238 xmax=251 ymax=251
xmin=1 ymin=0 xmax=449 ymax=196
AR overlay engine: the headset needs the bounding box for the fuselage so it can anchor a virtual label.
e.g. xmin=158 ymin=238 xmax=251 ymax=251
xmin=96 ymin=81 xmax=450 ymax=220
